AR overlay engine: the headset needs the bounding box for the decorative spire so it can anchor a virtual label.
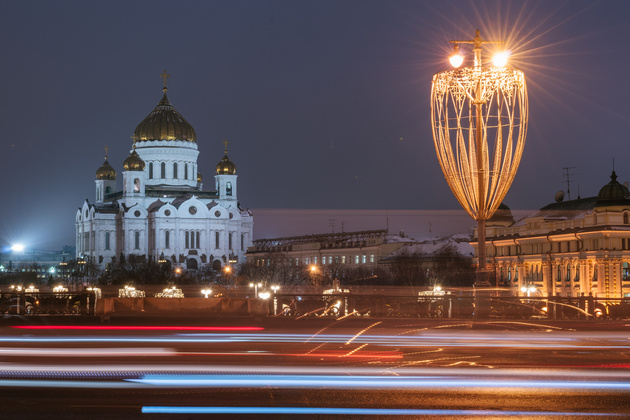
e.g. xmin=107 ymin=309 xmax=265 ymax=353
xmin=160 ymin=70 xmax=170 ymax=93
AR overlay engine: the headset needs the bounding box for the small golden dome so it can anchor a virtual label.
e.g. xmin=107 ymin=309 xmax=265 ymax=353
xmin=216 ymin=154 xmax=236 ymax=175
xmin=96 ymin=159 xmax=116 ymax=180
xmin=123 ymin=149 xmax=145 ymax=171
xmin=197 ymin=171 xmax=203 ymax=183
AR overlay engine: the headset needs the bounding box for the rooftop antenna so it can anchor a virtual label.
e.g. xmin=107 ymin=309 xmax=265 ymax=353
xmin=329 ymin=219 xmax=336 ymax=234
xmin=562 ymin=167 xmax=576 ymax=200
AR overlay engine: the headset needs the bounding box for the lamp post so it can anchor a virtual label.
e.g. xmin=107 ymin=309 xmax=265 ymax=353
xmin=271 ymin=285 xmax=280 ymax=315
xmin=431 ymin=29 xmax=528 ymax=285
xmin=249 ymin=282 xmax=262 ymax=299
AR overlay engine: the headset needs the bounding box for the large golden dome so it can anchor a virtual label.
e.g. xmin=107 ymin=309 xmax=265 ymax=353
xmin=132 ymin=90 xmax=196 ymax=143
xmin=123 ymin=149 xmax=146 ymax=171
xmin=96 ymin=158 xmax=116 ymax=180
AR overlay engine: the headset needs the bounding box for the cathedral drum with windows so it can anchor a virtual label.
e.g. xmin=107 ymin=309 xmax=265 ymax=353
xmin=76 ymin=76 xmax=253 ymax=272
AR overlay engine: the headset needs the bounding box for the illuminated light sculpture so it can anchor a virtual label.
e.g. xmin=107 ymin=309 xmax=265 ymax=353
xmin=431 ymin=30 xmax=528 ymax=283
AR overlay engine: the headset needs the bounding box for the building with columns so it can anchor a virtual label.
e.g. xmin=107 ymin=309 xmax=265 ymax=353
xmin=475 ymin=171 xmax=630 ymax=298
xmin=76 ymin=77 xmax=253 ymax=272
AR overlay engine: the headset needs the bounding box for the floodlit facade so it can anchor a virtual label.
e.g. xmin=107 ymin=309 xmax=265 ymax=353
xmin=76 ymin=81 xmax=253 ymax=271
xmin=246 ymin=229 xmax=474 ymax=285
xmin=475 ymin=172 xmax=630 ymax=298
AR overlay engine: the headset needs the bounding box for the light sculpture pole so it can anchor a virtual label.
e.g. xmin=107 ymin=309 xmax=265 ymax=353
xmin=431 ymin=30 xmax=528 ymax=284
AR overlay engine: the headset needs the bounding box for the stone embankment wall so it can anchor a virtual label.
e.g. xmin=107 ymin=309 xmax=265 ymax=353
xmin=96 ymin=297 xmax=269 ymax=317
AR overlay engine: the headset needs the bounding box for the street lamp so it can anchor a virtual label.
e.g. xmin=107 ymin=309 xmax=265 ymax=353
xmin=521 ymin=285 xmax=536 ymax=297
xmin=270 ymin=285 xmax=280 ymax=315
xmin=431 ymin=29 xmax=528 ymax=285
xmin=201 ymin=288 xmax=212 ymax=298
xmin=249 ymin=282 xmax=262 ymax=299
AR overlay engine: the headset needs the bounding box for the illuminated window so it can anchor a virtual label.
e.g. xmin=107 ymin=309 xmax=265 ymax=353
xmin=370 ymin=254 xmax=375 ymax=263
xmin=342 ymin=256 xmax=346 ymax=264
xmin=362 ymin=255 xmax=366 ymax=264
xmin=354 ymin=255 xmax=359 ymax=264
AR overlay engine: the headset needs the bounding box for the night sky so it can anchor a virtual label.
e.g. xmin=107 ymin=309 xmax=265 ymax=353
xmin=0 ymin=0 xmax=628 ymax=250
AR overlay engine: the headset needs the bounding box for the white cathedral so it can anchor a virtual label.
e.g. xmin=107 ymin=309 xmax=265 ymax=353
xmin=76 ymin=76 xmax=253 ymax=272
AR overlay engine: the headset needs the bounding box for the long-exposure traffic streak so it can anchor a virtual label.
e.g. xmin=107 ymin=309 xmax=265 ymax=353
xmin=0 ymin=319 xmax=629 ymax=418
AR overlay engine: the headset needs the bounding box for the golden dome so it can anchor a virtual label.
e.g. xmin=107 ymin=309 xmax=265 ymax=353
xmin=96 ymin=158 xmax=116 ymax=180
xmin=132 ymin=91 xmax=196 ymax=143
xmin=123 ymin=149 xmax=145 ymax=171
xmin=216 ymin=153 xmax=236 ymax=175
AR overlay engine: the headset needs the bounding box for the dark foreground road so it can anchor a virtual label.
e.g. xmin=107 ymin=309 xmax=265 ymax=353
xmin=0 ymin=316 xmax=628 ymax=419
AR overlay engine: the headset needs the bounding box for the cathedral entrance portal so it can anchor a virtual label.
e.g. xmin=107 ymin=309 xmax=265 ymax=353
xmin=186 ymin=258 xmax=198 ymax=270
xmin=212 ymin=259 xmax=222 ymax=271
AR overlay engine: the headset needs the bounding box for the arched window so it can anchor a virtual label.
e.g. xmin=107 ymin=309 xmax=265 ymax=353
xmin=226 ymin=181 xmax=232 ymax=196
xmin=105 ymin=232 xmax=110 ymax=251
xmin=566 ymin=264 xmax=571 ymax=281
xmin=185 ymin=163 xmax=188 ymax=180
xmin=149 ymin=162 xmax=153 ymax=179
xmin=196 ymin=231 xmax=200 ymax=249
xmin=173 ymin=163 xmax=178 ymax=179
xmin=557 ymin=265 xmax=561 ymax=282
xmin=185 ymin=231 xmax=190 ymax=249
xmin=215 ymin=231 xmax=220 ymax=249
xmin=165 ymin=230 xmax=170 ymax=249
xmin=134 ymin=231 xmax=140 ymax=250
xmin=161 ymin=162 xmax=166 ymax=179
xmin=575 ymin=264 xmax=580 ymax=282
xmin=623 ymin=262 xmax=629 ymax=280
xmin=624 ymin=213 xmax=629 ymax=224
xmin=134 ymin=178 xmax=140 ymax=192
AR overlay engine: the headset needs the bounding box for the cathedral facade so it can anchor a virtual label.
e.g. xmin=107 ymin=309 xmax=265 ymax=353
xmin=76 ymin=78 xmax=253 ymax=272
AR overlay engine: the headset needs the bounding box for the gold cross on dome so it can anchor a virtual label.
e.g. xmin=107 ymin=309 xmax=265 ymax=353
xmin=160 ymin=70 xmax=170 ymax=91
xmin=104 ymin=146 xmax=109 ymax=160
xmin=223 ymin=139 xmax=229 ymax=154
